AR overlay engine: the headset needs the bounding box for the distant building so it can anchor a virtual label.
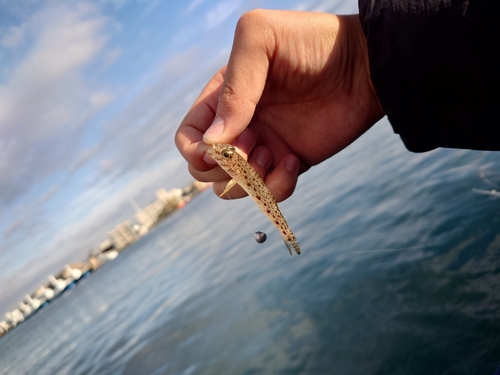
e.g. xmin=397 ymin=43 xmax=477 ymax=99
xmin=0 ymin=320 xmax=10 ymax=335
xmin=183 ymin=181 xmax=210 ymax=201
xmin=155 ymin=188 xmax=172 ymax=203
xmin=99 ymin=239 xmax=114 ymax=252
xmin=109 ymin=221 xmax=138 ymax=250
xmin=24 ymin=295 xmax=41 ymax=311
xmin=32 ymin=286 xmax=48 ymax=300
xmin=18 ymin=302 xmax=33 ymax=318
xmin=135 ymin=188 xmax=182 ymax=230
xmin=5 ymin=309 xmax=24 ymax=328
xmin=193 ymin=180 xmax=210 ymax=191
xmin=135 ymin=200 xmax=164 ymax=230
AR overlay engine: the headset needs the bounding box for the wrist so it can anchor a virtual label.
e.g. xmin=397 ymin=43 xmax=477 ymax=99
xmin=339 ymin=14 xmax=385 ymax=124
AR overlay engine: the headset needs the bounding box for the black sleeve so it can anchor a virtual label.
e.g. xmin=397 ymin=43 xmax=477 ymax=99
xmin=358 ymin=0 xmax=500 ymax=152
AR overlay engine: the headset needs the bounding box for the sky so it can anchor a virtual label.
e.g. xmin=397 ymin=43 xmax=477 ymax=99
xmin=0 ymin=0 xmax=357 ymax=315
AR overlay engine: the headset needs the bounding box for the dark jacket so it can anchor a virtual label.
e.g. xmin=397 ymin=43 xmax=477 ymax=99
xmin=359 ymin=0 xmax=500 ymax=152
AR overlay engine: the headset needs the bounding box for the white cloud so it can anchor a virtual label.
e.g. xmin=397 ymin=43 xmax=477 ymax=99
xmin=205 ymin=0 xmax=244 ymax=30
xmin=3 ymin=216 xmax=24 ymax=239
xmin=0 ymin=2 xmax=114 ymax=203
xmin=37 ymin=185 xmax=60 ymax=204
xmin=0 ymin=3 xmax=108 ymax=133
xmin=139 ymin=0 xmax=162 ymax=19
xmin=0 ymin=23 xmax=28 ymax=48
xmin=90 ymin=91 xmax=115 ymax=109
xmin=70 ymin=146 xmax=101 ymax=172
xmin=185 ymin=0 xmax=207 ymax=15
xmin=99 ymin=158 xmax=115 ymax=172
xmin=102 ymin=47 xmax=122 ymax=67
xmin=97 ymin=0 xmax=130 ymax=10
xmin=92 ymin=45 xmax=221 ymax=180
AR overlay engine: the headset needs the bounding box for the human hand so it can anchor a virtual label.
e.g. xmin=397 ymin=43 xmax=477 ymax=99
xmin=175 ymin=10 xmax=384 ymax=201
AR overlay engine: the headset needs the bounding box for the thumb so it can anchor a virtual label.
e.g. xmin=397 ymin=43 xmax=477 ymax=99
xmin=203 ymin=11 xmax=273 ymax=145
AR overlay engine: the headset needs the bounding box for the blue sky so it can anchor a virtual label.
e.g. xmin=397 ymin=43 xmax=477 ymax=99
xmin=0 ymin=0 xmax=357 ymax=314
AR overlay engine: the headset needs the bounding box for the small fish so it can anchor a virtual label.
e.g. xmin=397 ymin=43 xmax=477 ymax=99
xmin=206 ymin=143 xmax=301 ymax=255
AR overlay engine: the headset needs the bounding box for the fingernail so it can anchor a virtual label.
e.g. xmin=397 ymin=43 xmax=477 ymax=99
xmin=203 ymin=117 xmax=224 ymax=143
xmin=203 ymin=152 xmax=217 ymax=165
xmin=236 ymin=130 xmax=254 ymax=153
xmin=255 ymin=148 xmax=271 ymax=168
xmin=285 ymin=155 xmax=299 ymax=172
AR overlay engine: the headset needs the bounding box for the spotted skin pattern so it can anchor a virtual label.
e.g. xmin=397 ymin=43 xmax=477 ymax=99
xmin=206 ymin=143 xmax=301 ymax=255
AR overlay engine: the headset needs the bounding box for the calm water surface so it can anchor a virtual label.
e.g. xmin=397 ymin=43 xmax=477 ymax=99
xmin=1 ymin=120 xmax=500 ymax=375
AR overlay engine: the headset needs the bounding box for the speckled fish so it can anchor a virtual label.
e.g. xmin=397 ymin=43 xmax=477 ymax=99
xmin=206 ymin=143 xmax=301 ymax=255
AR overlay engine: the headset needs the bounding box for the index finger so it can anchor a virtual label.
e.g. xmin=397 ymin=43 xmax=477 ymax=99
xmin=175 ymin=67 xmax=226 ymax=172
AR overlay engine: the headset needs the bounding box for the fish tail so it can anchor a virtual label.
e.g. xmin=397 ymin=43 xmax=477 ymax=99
xmin=283 ymin=240 xmax=301 ymax=255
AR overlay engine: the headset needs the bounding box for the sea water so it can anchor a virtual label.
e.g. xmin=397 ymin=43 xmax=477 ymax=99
xmin=1 ymin=119 xmax=499 ymax=375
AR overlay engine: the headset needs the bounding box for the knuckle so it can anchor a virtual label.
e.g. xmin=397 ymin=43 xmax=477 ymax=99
xmin=269 ymin=178 xmax=296 ymax=203
xmin=236 ymin=9 xmax=266 ymax=34
xmin=220 ymin=82 xmax=238 ymax=103
xmin=217 ymin=81 xmax=247 ymax=115
xmin=235 ymin=9 xmax=273 ymax=47
xmin=219 ymin=83 xmax=243 ymax=108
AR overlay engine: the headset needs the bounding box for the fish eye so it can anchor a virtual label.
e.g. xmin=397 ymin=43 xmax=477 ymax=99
xmin=221 ymin=149 xmax=233 ymax=159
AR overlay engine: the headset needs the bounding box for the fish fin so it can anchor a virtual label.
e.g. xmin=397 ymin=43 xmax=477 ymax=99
xmin=220 ymin=178 xmax=238 ymax=197
xmin=283 ymin=240 xmax=292 ymax=256
xmin=284 ymin=240 xmax=301 ymax=255
xmin=293 ymin=242 xmax=301 ymax=255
